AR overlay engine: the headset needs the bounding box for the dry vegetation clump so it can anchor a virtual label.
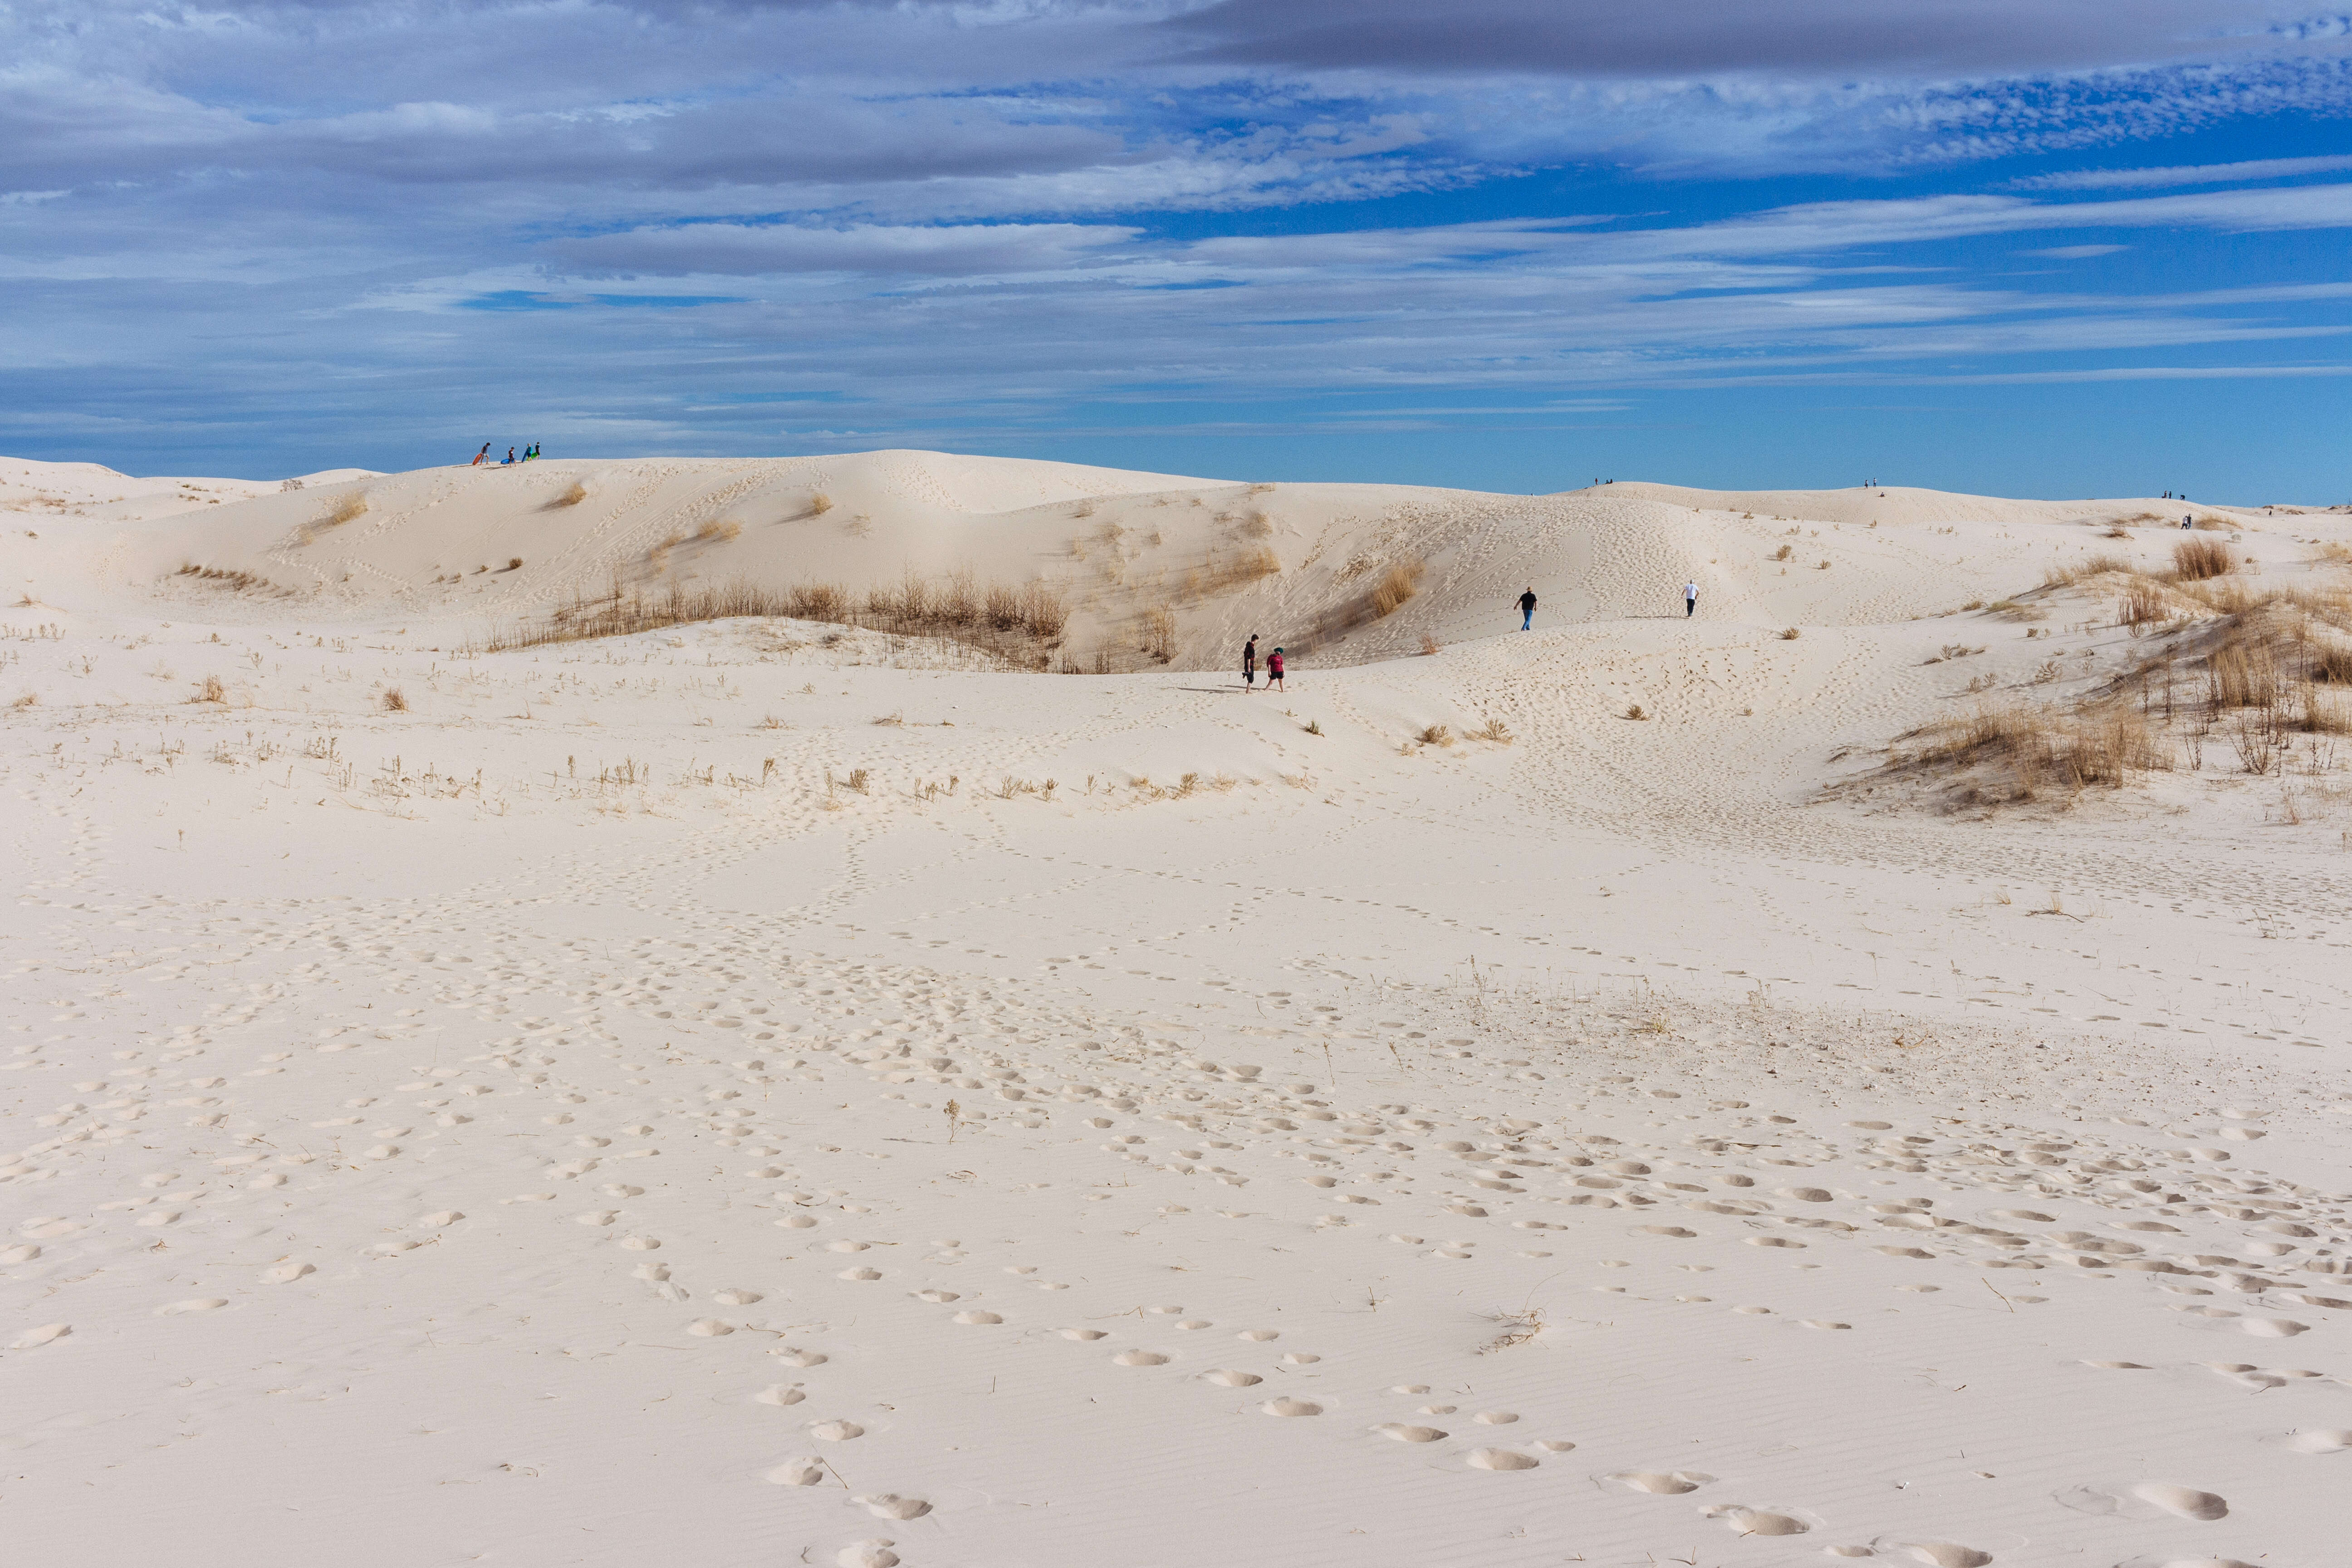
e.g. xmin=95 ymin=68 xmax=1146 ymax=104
xmin=1142 ymin=606 xmax=1177 ymax=663
xmin=546 ymin=480 xmax=589 ymax=510
xmin=807 ymin=491 xmax=834 ymax=517
xmin=1855 ymin=570 xmax=2352 ymax=809
xmin=315 ymin=490 xmax=368 ymax=530
xmin=477 ymin=566 xmax=1071 ymax=668
xmin=695 ymin=519 xmax=743 ymax=544
xmin=175 ymin=563 xmax=279 ymax=594
xmin=190 ymin=674 xmax=227 ymax=704
xmin=1371 ymin=559 xmax=1425 ymax=617
xmin=382 ymin=687 xmax=407 ymax=712
xmin=2171 ymin=536 xmax=2237 ymax=581
xmin=10 ymin=691 xmax=35 ymax=710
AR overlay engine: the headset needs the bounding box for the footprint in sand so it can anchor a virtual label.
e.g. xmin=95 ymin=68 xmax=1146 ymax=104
xmin=778 ymin=1215 xmax=819 ymax=1229
xmin=1892 ymin=1544 xmax=1993 ymax=1568
xmin=618 ymin=1236 xmax=660 ymax=1250
xmin=1608 ymin=1470 xmax=1712 ymax=1494
xmin=1112 ymin=1349 xmax=1168 ymax=1365
xmin=757 ymin=1386 xmax=806 ymax=1406
xmin=1237 ymin=1329 xmax=1279 ymax=1341
xmin=714 ymin=1290 xmax=762 ymax=1306
xmin=2288 ymin=1428 xmax=2351 ymax=1453
xmin=1473 ymin=1411 xmax=1517 ymax=1425
xmin=809 ymin=1420 xmax=864 ymax=1441
xmin=10 ymin=1323 xmax=69 ymax=1349
xmin=2131 ymin=1482 xmax=2228 ymax=1519
xmin=1466 ymin=1448 xmax=1539 ymax=1470
xmin=1204 ymin=1370 xmax=1261 ymax=1387
xmin=914 ymin=1289 xmax=958 ymax=1303
xmin=1375 ymin=1424 xmax=1446 ymax=1442
xmin=857 ymin=1494 xmax=931 ymax=1519
xmin=951 ymin=1310 xmax=1002 ymax=1324
xmin=157 ymin=1298 xmax=227 ymax=1314
xmin=1703 ymin=1504 xmax=1809 ymax=1534
xmin=835 ymin=1541 xmax=897 ymax=1568
xmin=777 ymin=1348 xmax=828 ymax=1367
xmin=1261 ymin=1397 xmax=1321 ymax=1416
xmin=1061 ymin=1328 xmax=1107 ymax=1341
xmin=766 ymin=1460 xmax=823 ymax=1485
xmin=259 ymin=1262 xmax=313 ymax=1284
xmin=839 ymin=1268 xmax=883 ymax=1281
xmin=689 ymin=1319 xmax=735 ymax=1336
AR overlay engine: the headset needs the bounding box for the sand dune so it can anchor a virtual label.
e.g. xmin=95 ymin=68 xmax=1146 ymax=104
xmin=3 ymin=450 xmax=2348 ymax=1568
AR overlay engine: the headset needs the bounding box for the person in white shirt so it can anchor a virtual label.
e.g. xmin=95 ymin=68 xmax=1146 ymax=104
xmin=1683 ymin=580 xmax=1698 ymax=618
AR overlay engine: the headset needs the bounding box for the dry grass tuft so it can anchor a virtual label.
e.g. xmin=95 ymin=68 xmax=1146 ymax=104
xmin=695 ymin=519 xmax=743 ymax=544
xmin=546 ymin=480 xmax=589 ymax=510
xmin=1420 ymin=632 xmax=1442 ymax=656
xmin=2043 ymin=553 xmax=2132 ymax=588
xmin=381 ymin=687 xmax=407 ymax=713
xmin=1478 ymin=1306 xmax=1546 ymax=1354
xmin=1418 ymin=724 xmax=1453 ymax=747
xmin=190 ymin=674 xmax=226 ymax=705
xmin=1624 ymin=703 xmax=1647 ymax=720
xmin=1371 ymin=559 xmax=1425 ymax=617
xmin=1470 ymin=715 xmax=1513 ymax=743
xmin=807 ymin=491 xmax=834 ymax=517
xmin=11 ymin=691 xmax=38 ymax=709
xmin=1772 ymin=543 xmax=1793 ymax=561
xmin=1142 ymin=606 xmax=1177 ymax=663
xmin=316 ymin=490 xmax=368 ymax=529
xmin=1779 ymin=626 xmax=1801 ymax=640
xmin=2171 ymin=537 xmax=2236 ymax=581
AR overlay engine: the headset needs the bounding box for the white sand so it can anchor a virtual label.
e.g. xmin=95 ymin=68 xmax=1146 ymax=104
xmin=4 ymin=451 xmax=2348 ymax=1568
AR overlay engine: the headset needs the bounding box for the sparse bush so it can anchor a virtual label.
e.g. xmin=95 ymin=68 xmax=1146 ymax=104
xmin=940 ymin=569 xmax=978 ymax=626
xmin=2172 ymin=537 xmax=2235 ymax=581
xmin=382 ymin=687 xmax=407 ymax=712
xmin=11 ymin=691 xmax=37 ymax=709
xmin=1772 ymin=544 xmax=1793 ymax=561
xmin=1470 ymin=715 xmax=1513 ymax=744
xmin=1372 ymin=560 xmax=1424 ymax=617
xmin=1418 ymin=724 xmax=1453 ymax=746
xmin=191 ymin=674 xmax=226 ymax=704
xmin=1779 ymin=626 xmax=1801 ymax=640
xmin=1019 ymin=581 xmax=1067 ymax=640
xmin=547 ymin=480 xmax=589 ymax=509
xmin=695 ymin=519 xmax=743 ymax=544
xmin=507 ymin=556 xmax=523 ymax=571
xmin=1143 ymin=606 xmax=1176 ymax=663
xmin=808 ymin=491 xmax=834 ymax=516
xmin=983 ymin=581 xmax=1023 ymax=632
xmin=789 ymin=582 xmax=848 ymax=622
xmin=317 ymin=490 xmax=368 ymax=529
xmin=1625 ymin=703 xmax=1647 ymax=720
xmin=2045 ymin=553 xmax=2131 ymax=588
xmin=1420 ymin=632 xmax=1442 ymax=656
xmin=1303 ymin=719 xmax=1323 ymax=736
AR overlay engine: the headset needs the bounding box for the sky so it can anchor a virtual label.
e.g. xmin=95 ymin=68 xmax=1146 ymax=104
xmin=4 ymin=1 xmax=2352 ymax=500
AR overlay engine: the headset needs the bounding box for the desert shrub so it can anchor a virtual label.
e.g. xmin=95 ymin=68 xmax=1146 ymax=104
xmin=382 ymin=687 xmax=407 ymax=712
xmin=1372 ymin=560 xmax=1424 ymax=617
xmin=2172 ymin=537 xmax=2235 ymax=581
xmin=695 ymin=519 xmax=743 ymax=543
xmin=808 ymin=492 xmax=834 ymax=516
xmin=984 ymin=581 xmax=1023 ymax=631
xmin=547 ymin=480 xmax=588 ymax=509
xmin=1019 ymin=581 xmax=1067 ymax=640
xmin=317 ymin=490 xmax=368 ymax=529
xmin=1143 ymin=607 xmax=1176 ymax=663
xmin=789 ymin=582 xmax=847 ymax=622
xmin=191 ymin=674 xmax=226 ymax=704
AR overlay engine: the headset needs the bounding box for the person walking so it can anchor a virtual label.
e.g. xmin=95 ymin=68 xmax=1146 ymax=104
xmin=471 ymin=443 xmax=490 ymax=466
xmin=1518 ymin=587 xmax=1537 ymax=631
xmin=1266 ymin=646 xmax=1286 ymax=692
xmin=502 ymin=447 xmax=518 ymax=466
xmin=1242 ymin=633 xmax=1259 ymax=690
xmin=1683 ymin=579 xmax=1699 ymax=618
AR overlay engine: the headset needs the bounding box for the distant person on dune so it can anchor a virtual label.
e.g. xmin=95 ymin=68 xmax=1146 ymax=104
xmin=1518 ymin=587 xmax=1537 ymax=631
xmin=524 ymin=443 xmax=539 ymax=461
xmin=1242 ymin=633 xmax=1259 ymax=690
xmin=1266 ymin=647 xmax=1285 ymax=692
xmin=502 ymin=447 xmax=517 ymax=466
xmin=471 ymin=443 xmax=490 ymax=466
xmin=1684 ymin=580 xmax=1698 ymax=618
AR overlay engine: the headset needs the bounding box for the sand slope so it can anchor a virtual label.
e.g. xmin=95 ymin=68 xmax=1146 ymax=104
xmin=4 ymin=451 xmax=2349 ymax=1568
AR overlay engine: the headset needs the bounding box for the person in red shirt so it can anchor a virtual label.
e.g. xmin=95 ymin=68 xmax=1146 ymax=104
xmin=1266 ymin=647 xmax=1286 ymax=691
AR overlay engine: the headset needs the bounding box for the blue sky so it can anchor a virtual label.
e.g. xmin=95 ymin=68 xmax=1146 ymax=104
xmin=3 ymin=1 xmax=2350 ymax=500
